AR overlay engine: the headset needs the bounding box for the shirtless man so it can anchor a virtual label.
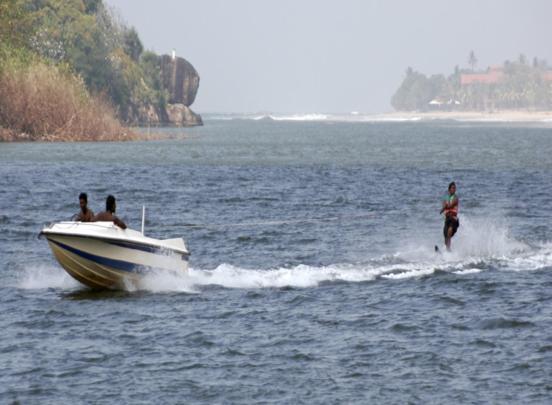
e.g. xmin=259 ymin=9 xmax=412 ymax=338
xmin=75 ymin=192 xmax=94 ymax=222
xmin=93 ymin=195 xmax=127 ymax=229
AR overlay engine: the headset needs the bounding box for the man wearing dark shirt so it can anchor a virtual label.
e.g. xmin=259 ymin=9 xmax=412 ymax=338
xmin=93 ymin=195 xmax=127 ymax=229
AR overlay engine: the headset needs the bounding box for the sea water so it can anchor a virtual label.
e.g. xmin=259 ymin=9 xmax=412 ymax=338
xmin=1 ymin=118 xmax=551 ymax=403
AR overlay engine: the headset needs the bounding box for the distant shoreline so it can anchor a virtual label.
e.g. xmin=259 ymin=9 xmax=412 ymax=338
xmin=383 ymin=110 xmax=552 ymax=123
xmin=204 ymin=110 xmax=552 ymax=124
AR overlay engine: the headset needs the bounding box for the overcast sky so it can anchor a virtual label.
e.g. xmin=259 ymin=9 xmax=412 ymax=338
xmin=105 ymin=0 xmax=552 ymax=113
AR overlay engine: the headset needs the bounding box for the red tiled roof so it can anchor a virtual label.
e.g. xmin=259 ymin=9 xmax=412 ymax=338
xmin=461 ymin=69 xmax=504 ymax=85
xmin=461 ymin=67 xmax=552 ymax=85
xmin=542 ymin=71 xmax=552 ymax=81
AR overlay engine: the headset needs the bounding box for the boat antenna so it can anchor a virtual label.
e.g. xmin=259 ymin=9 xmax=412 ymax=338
xmin=141 ymin=205 xmax=146 ymax=235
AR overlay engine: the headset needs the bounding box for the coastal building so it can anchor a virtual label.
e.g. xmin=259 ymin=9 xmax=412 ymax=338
xmin=461 ymin=66 xmax=552 ymax=86
xmin=543 ymin=71 xmax=552 ymax=81
xmin=460 ymin=66 xmax=504 ymax=85
xmin=428 ymin=98 xmax=461 ymax=110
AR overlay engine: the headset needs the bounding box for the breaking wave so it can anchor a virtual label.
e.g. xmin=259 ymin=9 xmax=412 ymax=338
xmin=206 ymin=113 xmax=423 ymax=122
xmin=206 ymin=113 xmax=552 ymax=124
xmin=262 ymin=113 xmax=329 ymax=121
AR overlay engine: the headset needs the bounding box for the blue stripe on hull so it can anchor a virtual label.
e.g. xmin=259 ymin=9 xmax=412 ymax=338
xmin=107 ymin=240 xmax=189 ymax=258
xmin=107 ymin=240 xmax=162 ymax=254
xmin=49 ymin=239 xmax=143 ymax=273
xmin=45 ymin=234 xmax=189 ymax=260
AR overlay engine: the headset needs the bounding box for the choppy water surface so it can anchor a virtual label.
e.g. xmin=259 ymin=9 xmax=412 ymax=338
xmin=1 ymin=119 xmax=552 ymax=403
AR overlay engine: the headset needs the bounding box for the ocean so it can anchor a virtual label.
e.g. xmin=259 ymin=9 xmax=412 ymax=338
xmin=1 ymin=117 xmax=551 ymax=403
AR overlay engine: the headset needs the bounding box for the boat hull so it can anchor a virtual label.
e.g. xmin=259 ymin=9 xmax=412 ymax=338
xmin=45 ymin=234 xmax=188 ymax=290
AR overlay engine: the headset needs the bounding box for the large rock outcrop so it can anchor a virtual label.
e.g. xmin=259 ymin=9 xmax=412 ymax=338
xmin=132 ymin=54 xmax=202 ymax=127
xmin=159 ymin=55 xmax=200 ymax=106
xmin=158 ymin=54 xmax=202 ymax=126
xmin=165 ymin=104 xmax=203 ymax=126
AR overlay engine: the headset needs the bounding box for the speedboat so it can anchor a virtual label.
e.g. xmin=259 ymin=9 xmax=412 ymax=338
xmin=40 ymin=221 xmax=189 ymax=290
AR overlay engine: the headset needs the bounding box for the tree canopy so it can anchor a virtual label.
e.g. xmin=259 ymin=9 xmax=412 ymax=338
xmin=0 ymin=0 xmax=167 ymax=121
xmin=391 ymin=56 xmax=552 ymax=111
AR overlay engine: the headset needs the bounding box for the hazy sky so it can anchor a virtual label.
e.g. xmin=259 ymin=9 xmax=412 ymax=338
xmin=105 ymin=0 xmax=552 ymax=113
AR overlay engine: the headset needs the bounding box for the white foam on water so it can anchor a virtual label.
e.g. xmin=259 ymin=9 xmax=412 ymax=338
xmin=208 ymin=113 xmax=331 ymax=122
xmin=18 ymin=216 xmax=550 ymax=293
xmin=499 ymin=242 xmax=552 ymax=272
xmin=270 ymin=113 xmax=329 ymax=121
xmin=207 ymin=113 xmax=426 ymax=122
xmin=381 ymin=267 xmax=436 ymax=280
xmin=209 ymin=263 xmax=394 ymax=286
xmin=17 ymin=264 xmax=80 ymax=290
xmin=453 ymin=216 xmax=526 ymax=257
xmin=133 ymin=261 xmax=432 ymax=292
xmin=206 ymin=112 xmax=552 ymax=124
xmin=133 ymin=269 xmax=199 ymax=294
xmin=108 ymin=217 xmax=552 ymax=292
xmin=360 ymin=115 xmax=423 ymax=122
xmin=453 ymin=268 xmax=482 ymax=275
xmin=396 ymin=215 xmax=527 ymax=263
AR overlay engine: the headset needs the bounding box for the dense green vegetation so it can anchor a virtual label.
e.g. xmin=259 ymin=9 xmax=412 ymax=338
xmin=391 ymin=54 xmax=552 ymax=111
xmin=0 ymin=56 xmax=132 ymax=141
xmin=0 ymin=0 xmax=168 ymax=140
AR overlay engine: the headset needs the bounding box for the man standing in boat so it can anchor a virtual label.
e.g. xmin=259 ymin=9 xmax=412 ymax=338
xmin=75 ymin=192 xmax=94 ymax=222
xmin=93 ymin=195 xmax=127 ymax=229
xmin=440 ymin=182 xmax=459 ymax=251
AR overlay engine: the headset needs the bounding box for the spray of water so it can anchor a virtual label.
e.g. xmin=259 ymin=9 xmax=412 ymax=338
xmin=17 ymin=264 xmax=80 ymax=290
xmin=17 ymin=216 xmax=551 ymax=292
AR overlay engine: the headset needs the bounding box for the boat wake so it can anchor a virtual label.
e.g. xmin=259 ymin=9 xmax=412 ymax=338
xmin=17 ymin=217 xmax=552 ymax=293
xmin=18 ymin=245 xmax=552 ymax=294
xmin=132 ymin=238 xmax=551 ymax=292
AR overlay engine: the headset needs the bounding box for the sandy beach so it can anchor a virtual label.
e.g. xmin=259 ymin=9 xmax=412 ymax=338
xmin=381 ymin=110 xmax=552 ymax=123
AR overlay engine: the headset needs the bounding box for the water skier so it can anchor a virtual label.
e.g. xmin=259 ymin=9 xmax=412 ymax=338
xmin=440 ymin=182 xmax=459 ymax=251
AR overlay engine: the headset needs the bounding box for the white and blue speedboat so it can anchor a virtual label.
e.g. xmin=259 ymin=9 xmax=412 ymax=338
xmin=40 ymin=221 xmax=189 ymax=289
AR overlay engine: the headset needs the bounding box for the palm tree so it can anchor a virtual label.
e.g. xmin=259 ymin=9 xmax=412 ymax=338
xmin=468 ymin=50 xmax=478 ymax=72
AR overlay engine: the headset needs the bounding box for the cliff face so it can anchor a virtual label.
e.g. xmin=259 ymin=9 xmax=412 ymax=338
xmin=0 ymin=0 xmax=203 ymax=140
xmin=132 ymin=54 xmax=202 ymax=127
xmin=158 ymin=54 xmax=202 ymax=126
xmin=160 ymin=55 xmax=200 ymax=106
